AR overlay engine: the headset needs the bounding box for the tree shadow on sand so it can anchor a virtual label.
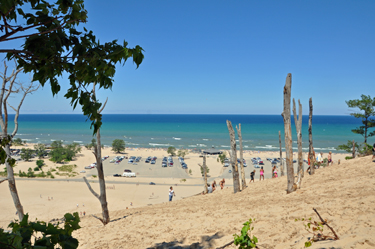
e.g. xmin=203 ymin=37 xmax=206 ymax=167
xmin=147 ymin=232 xmax=224 ymax=249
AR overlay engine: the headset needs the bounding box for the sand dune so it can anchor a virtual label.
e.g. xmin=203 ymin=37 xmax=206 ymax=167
xmin=72 ymin=156 xmax=375 ymax=249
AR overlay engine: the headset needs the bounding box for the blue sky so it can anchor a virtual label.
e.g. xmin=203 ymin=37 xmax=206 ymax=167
xmin=2 ymin=0 xmax=375 ymax=115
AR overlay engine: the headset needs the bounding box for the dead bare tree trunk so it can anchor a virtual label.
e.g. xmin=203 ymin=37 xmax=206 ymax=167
xmin=293 ymin=99 xmax=303 ymax=188
xmin=279 ymin=131 xmax=284 ymax=176
xmin=281 ymin=73 xmax=296 ymax=194
xmin=352 ymin=140 xmax=356 ymax=158
xmin=236 ymin=124 xmax=246 ymax=190
xmin=203 ymin=155 xmax=208 ymax=193
xmin=83 ymin=83 xmax=110 ymax=225
xmin=226 ymin=120 xmax=240 ymax=193
xmin=308 ymin=98 xmax=315 ymax=175
xmin=0 ymin=61 xmax=39 ymax=221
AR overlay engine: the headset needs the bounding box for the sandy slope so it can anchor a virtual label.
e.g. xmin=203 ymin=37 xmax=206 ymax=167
xmin=72 ymin=156 xmax=375 ymax=249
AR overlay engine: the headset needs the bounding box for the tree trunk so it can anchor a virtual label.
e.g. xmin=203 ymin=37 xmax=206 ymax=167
xmin=293 ymin=99 xmax=303 ymax=188
xmin=83 ymin=83 xmax=110 ymax=225
xmin=236 ymin=124 xmax=246 ymax=190
xmin=279 ymin=130 xmax=284 ymax=176
xmin=203 ymin=155 xmax=208 ymax=193
xmin=95 ymin=128 xmax=110 ymax=224
xmin=281 ymin=73 xmax=295 ymax=194
xmin=308 ymin=98 xmax=315 ymax=175
xmin=352 ymin=140 xmax=356 ymax=158
xmin=5 ymin=143 xmax=24 ymax=221
xmin=226 ymin=120 xmax=240 ymax=193
xmin=364 ymin=117 xmax=368 ymax=144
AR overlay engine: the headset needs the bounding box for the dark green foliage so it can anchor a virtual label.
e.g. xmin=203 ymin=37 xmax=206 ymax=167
xmin=233 ymin=218 xmax=258 ymax=248
xmin=345 ymin=156 xmax=353 ymax=160
xmin=85 ymin=138 xmax=97 ymax=149
xmin=0 ymin=212 xmax=81 ymax=249
xmin=346 ymin=95 xmax=375 ymax=143
xmin=34 ymin=144 xmax=47 ymax=158
xmin=1 ymin=0 xmax=144 ymax=134
xmin=20 ymin=148 xmax=33 ymax=161
xmin=12 ymin=138 xmax=24 ymax=146
xmin=36 ymin=159 xmax=44 ymax=169
xmin=49 ymin=143 xmax=81 ymax=163
xmin=27 ymin=168 xmax=35 ymax=178
xmin=112 ymin=139 xmax=125 ymax=153
xmin=167 ymin=146 xmax=176 ymax=156
xmin=200 ymin=165 xmax=210 ymax=175
xmin=337 ymin=140 xmax=359 ymax=154
xmin=217 ymin=152 xmax=227 ymax=164
xmin=33 ymin=166 xmax=39 ymax=171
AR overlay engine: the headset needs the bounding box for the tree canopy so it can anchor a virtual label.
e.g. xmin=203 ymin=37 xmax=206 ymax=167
xmin=0 ymin=0 xmax=144 ymax=133
xmin=167 ymin=146 xmax=176 ymax=156
xmin=112 ymin=139 xmax=125 ymax=153
xmin=346 ymin=95 xmax=375 ymax=143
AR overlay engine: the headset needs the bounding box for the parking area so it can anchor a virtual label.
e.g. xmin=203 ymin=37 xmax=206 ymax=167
xmin=83 ymin=156 xmax=191 ymax=179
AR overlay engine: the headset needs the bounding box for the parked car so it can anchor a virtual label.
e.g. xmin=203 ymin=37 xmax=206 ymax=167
xmin=122 ymin=172 xmax=136 ymax=177
xmin=228 ymin=170 xmax=232 ymax=173
xmin=124 ymin=169 xmax=132 ymax=173
xmin=224 ymin=163 xmax=229 ymax=167
xmin=84 ymin=166 xmax=94 ymax=169
xmin=162 ymin=162 xmax=167 ymax=167
xmin=80 ymin=170 xmax=86 ymax=173
xmin=113 ymin=174 xmax=121 ymax=177
xmin=149 ymin=182 xmax=156 ymax=185
xmin=254 ymin=165 xmax=261 ymax=168
xmin=151 ymin=160 xmax=156 ymax=164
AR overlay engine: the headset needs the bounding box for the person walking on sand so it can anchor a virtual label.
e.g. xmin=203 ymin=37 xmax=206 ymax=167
xmin=169 ymin=186 xmax=175 ymax=201
xmin=219 ymin=178 xmax=225 ymax=189
xmin=260 ymin=167 xmax=264 ymax=181
xmin=250 ymin=170 xmax=255 ymax=183
xmin=372 ymin=143 xmax=375 ymax=161
xmin=328 ymin=151 xmax=333 ymax=166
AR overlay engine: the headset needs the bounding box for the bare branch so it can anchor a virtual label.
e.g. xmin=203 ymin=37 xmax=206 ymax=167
xmin=98 ymin=97 xmax=108 ymax=114
xmin=0 ymin=177 xmax=9 ymax=184
xmin=83 ymin=177 xmax=100 ymax=200
xmin=313 ymin=208 xmax=339 ymax=240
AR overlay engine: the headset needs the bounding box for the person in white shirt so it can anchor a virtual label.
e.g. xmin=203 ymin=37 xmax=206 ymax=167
xmin=169 ymin=186 xmax=175 ymax=201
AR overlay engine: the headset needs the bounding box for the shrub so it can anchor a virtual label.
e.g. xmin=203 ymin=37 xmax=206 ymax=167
xmin=112 ymin=139 xmax=125 ymax=153
xmin=167 ymin=146 xmax=176 ymax=156
xmin=233 ymin=218 xmax=258 ymax=248
xmin=34 ymin=166 xmax=40 ymax=171
xmin=345 ymin=156 xmax=353 ymax=160
xmin=92 ymin=175 xmax=97 ymax=178
xmin=0 ymin=212 xmax=80 ymax=248
xmin=27 ymin=167 xmax=35 ymax=178
xmin=36 ymin=159 xmax=44 ymax=169
xmin=20 ymin=148 xmax=33 ymax=161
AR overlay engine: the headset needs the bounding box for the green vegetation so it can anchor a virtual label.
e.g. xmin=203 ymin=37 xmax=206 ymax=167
xmin=49 ymin=142 xmax=81 ymax=163
xmin=180 ymin=179 xmax=186 ymax=182
xmin=36 ymin=159 xmax=44 ymax=169
xmin=189 ymin=169 xmax=192 ymax=175
xmin=233 ymin=218 xmax=258 ymax=248
xmin=1 ymin=1 xmax=144 ymax=134
xmin=200 ymin=165 xmax=210 ymax=175
xmin=34 ymin=143 xmax=47 ymax=158
xmin=345 ymin=156 xmax=353 ymax=160
xmin=217 ymin=152 xmax=227 ymax=164
xmin=20 ymin=148 xmax=33 ymax=161
xmin=337 ymin=140 xmax=359 ymax=154
xmin=56 ymin=164 xmax=77 ymax=173
xmin=112 ymin=139 xmax=125 ymax=153
xmin=337 ymin=140 xmax=372 ymax=157
xmin=177 ymin=149 xmax=188 ymax=158
xmin=167 ymin=146 xmax=176 ymax=156
xmin=12 ymin=138 xmax=24 ymax=146
xmin=92 ymin=175 xmax=97 ymax=178
xmin=345 ymin=95 xmax=375 ymax=143
xmin=33 ymin=166 xmax=40 ymax=171
xmin=0 ymin=212 xmax=80 ymax=249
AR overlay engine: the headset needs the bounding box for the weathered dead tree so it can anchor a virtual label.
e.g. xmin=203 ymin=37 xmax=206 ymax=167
xmin=226 ymin=120 xmax=240 ymax=193
xmin=308 ymin=98 xmax=315 ymax=175
xmin=279 ymin=130 xmax=284 ymax=176
xmin=281 ymin=73 xmax=296 ymax=193
xmin=83 ymin=83 xmax=110 ymax=225
xmin=0 ymin=61 xmax=39 ymax=221
xmin=293 ymin=99 xmax=303 ymax=188
xmin=236 ymin=124 xmax=246 ymax=190
xmin=203 ymin=155 xmax=208 ymax=193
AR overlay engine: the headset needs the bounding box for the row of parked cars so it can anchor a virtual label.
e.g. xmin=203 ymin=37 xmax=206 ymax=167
xmin=223 ymin=158 xmax=247 ymax=167
xmin=128 ymin=156 xmax=141 ymax=164
xmin=85 ymin=156 xmax=109 ymax=169
xmin=110 ymin=155 xmax=125 ymax=164
xmin=179 ymin=157 xmax=188 ymax=169
xmin=145 ymin=156 xmax=157 ymax=164
xmin=161 ymin=157 xmax=173 ymax=167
